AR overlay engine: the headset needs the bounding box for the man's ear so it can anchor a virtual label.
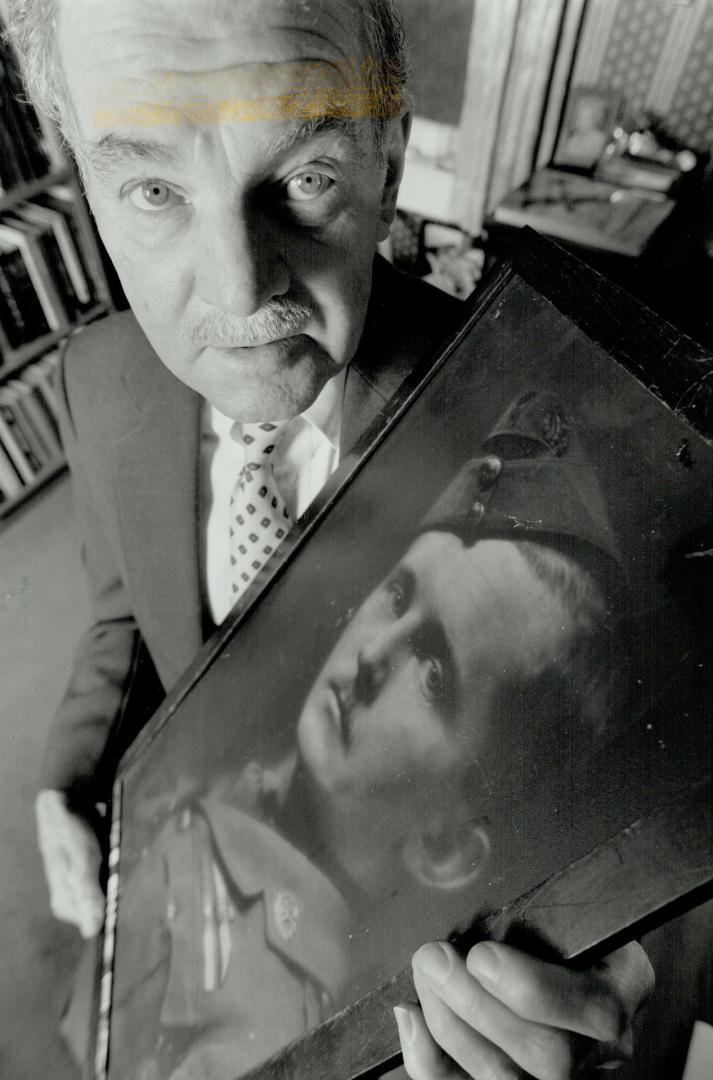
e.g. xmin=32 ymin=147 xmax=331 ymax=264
xmin=401 ymin=821 xmax=490 ymax=892
xmin=377 ymin=106 xmax=412 ymax=243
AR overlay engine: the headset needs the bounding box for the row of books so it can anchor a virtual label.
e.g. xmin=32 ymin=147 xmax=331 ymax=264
xmin=0 ymin=185 xmax=97 ymax=359
xmin=0 ymin=34 xmax=50 ymax=191
xmin=0 ymin=350 xmax=63 ymax=505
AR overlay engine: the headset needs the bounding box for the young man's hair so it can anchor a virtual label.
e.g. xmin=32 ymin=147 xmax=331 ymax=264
xmin=3 ymin=0 xmax=409 ymax=153
xmin=456 ymin=538 xmax=622 ymax=818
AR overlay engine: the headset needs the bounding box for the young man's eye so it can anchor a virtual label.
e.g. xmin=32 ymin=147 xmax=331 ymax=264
xmin=127 ymin=181 xmax=185 ymax=212
xmin=385 ymin=581 xmax=408 ymax=618
xmin=285 ymin=170 xmax=334 ymax=201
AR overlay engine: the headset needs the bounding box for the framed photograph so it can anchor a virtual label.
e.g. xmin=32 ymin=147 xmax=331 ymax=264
xmin=94 ymin=233 xmax=713 ymax=1080
xmin=553 ymin=86 xmax=622 ymax=170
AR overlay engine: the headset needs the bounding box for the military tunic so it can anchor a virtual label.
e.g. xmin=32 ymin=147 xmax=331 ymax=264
xmin=108 ymin=772 xmax=350 ymax=1080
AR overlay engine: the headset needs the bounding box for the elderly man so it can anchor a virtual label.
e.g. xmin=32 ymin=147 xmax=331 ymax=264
xmin=6 ymin=2 xmax=653 ymax=1078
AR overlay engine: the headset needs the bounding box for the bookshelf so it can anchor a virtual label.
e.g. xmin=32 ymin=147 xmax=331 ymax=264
xmin=0 ymin=30 xmax=114 ymax=527
xmin=1 ymin=303 xmax=107 ymax=378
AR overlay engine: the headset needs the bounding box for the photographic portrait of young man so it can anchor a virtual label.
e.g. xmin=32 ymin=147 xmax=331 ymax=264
xmin=4 ymin=3 xmax=653 ymax=1079
xmin=101 ymin=388 xmax=633 ymax=1080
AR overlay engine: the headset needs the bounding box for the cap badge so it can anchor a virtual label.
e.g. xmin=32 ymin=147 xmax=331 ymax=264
xmin=541 ymin=409 xmax=569 ymax=456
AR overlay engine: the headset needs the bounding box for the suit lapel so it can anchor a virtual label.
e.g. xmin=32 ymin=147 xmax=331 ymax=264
xmin=342 ymin=256 xmax=462 ymax=455
xmin=113 ymin=346 xmax=204 ymax=689
xmin=340 ymin=362 xmax=389 ymax=455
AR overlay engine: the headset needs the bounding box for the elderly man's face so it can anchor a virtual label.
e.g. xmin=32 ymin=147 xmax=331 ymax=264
xmin=57 ymin=0 xmax=404 ymax=420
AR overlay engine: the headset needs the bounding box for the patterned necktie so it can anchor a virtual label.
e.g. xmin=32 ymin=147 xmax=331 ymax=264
xmin=229 ymin=420 xmax=292 ymax=605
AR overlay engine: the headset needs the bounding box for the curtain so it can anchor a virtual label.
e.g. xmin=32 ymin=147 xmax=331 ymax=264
xmin=451 ymin=0 xmax=587 ymax=233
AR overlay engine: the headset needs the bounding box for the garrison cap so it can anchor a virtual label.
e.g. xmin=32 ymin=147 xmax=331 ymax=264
xmin=419 ymin=390 xmax=626 ymax=606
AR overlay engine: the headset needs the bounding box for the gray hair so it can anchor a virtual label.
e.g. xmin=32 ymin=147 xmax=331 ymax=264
xmin=3 ymin=0 xmax=409 ymax=152
xmin=2 ymin=2 xmax=66 ymax=131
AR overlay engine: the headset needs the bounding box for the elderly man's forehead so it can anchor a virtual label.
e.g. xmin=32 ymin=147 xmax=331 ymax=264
xmin=57 ymin=0 xmax=391 ymax=131
xmin=58 ymin=0 xmax=368 ymax=67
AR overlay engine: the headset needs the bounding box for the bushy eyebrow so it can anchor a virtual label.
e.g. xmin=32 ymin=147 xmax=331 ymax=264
xmin=78 ymin=132 xmax=183 ymax=178
xmin=265 ymin=115 xmax=366 ymax=161
xmin=80 ymin=114 xmax=367 ymax=182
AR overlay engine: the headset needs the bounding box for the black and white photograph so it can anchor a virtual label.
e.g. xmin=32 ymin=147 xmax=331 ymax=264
xmin=552 ymin=86 xmax=621 ymax=171
xmin=1 ymin=4 xmax=712 ymax=1080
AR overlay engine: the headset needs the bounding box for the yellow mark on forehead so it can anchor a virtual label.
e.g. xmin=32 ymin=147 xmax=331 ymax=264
xmin=91 ymin=58 xmax=403 ymax=126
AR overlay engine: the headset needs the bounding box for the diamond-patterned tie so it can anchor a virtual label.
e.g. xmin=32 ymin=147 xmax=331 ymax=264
xmin=229 ymin=420 xmax=292 ymax=605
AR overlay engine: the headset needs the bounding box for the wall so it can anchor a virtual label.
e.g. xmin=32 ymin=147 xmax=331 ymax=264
xmin=573 ymin=0 xmax=713 ymax=151
xmin=398 ymin=0 xmax=475 ymax=124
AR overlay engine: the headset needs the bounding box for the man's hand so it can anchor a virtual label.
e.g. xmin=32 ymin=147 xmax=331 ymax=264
xmin=394 ymin=940 xmax=654 ymax=1079
xmin=35 ymin=789 xmax=105 ymax=938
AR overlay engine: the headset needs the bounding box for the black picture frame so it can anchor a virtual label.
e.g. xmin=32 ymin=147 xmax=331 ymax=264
xmin=94 ymin=232 xmax=713 ymax=1080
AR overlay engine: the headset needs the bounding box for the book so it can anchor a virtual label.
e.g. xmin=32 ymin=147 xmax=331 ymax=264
xmin=28 ymin=350 xmax=62 ymax=417
xmin=2 ymin=211 xmax=79 ymax=321
xmin=20 ymin=362 xmax=62 ymax=439
xmin=0 ymin=295 xmax=14 ymax=359
xmin=7 ymin=377 xmax=63 ymax=458
xmin=0 ymin=393 xmax=42 ymax=482
xmin=0 ymin=219 xmax=69 ymax=331
xmin=0 ymin=383 xmax=50 ymax=466
xmin=15 ymin=200 xmax=92 ymax=308
xmin=38 ymin=187 xmax=99 ymax=304
xmin=490 ymin=167 xmax=675 ymax=258
xmin=4 ymin=211 xmax=80 ymax=322
xmin=0 ymin=240 xmax=50 ymax=344
xmin=0 ymin=434 xmax=23 ymax=499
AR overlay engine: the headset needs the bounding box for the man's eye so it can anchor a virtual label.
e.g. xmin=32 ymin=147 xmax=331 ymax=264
xmin=386 ymin=581 xmax=408 ymax=618
xmin=285 ymin=170 xmax=333 ymax=201
xmin=128 ymin=181 xmax=184 ymax=212
xmin=421 ymin=658 xmax=445 ymax=702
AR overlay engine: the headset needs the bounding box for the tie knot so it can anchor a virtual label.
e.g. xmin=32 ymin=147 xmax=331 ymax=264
xmin=236 ymin=419 xmax=290 ymax=459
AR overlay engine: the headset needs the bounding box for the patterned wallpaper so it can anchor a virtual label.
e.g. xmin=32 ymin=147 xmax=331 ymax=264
xmin=667 ymin=2 xmax=713 ymax=148
xmin=572 ymin=0 xmax=713 ymax=150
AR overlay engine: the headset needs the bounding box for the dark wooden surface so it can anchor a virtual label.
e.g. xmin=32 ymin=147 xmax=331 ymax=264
xmin=512 ymin=229 xmax=713 ymax=440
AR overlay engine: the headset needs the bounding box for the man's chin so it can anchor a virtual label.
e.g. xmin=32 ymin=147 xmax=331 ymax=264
xmin=197 ymin=336 xmax=339 ymax=421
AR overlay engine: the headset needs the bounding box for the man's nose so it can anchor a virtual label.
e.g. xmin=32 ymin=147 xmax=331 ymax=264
xmin=194 ymin=205 xmax=290 ymax=317
xmin=355 ymin=621 xmax=412 ymax=703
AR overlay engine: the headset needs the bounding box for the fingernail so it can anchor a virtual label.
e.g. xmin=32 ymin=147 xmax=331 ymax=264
xmin=415 ymin=942 xmax=451 ymax=985
xmin=393 ymin=1005 xmax=414 ymax=1044
xmin=467 ymin=944 xmax=500 ymax=987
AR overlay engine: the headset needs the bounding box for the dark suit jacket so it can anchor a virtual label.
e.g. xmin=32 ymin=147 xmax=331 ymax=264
xmin=43 ymin=257 xmax=460 ymax=805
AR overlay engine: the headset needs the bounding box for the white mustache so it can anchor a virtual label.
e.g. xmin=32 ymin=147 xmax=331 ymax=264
xmin=184 ymin=300 xmax=313 ymax=348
